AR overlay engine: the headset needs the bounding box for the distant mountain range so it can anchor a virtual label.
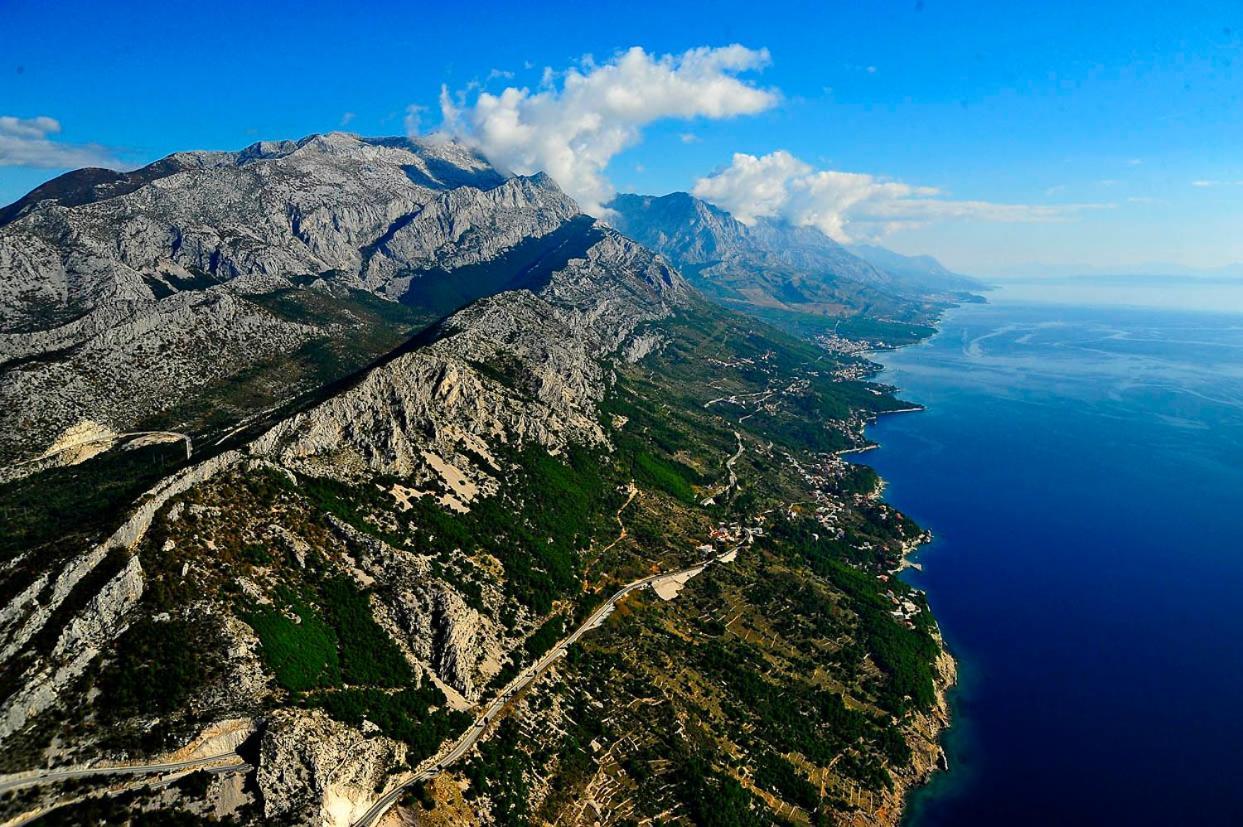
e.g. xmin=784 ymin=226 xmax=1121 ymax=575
xmin=606 ymin=191 xmax=981 ymax=337
xmin=846 ymin=243 xmax=984 ymax=292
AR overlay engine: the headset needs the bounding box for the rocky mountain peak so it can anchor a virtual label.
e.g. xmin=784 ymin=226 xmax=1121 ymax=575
xmin=0 ymin=131 xmax=689 ymax=466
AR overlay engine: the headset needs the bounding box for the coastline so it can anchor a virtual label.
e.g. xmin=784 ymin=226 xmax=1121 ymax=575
xmin=827 ymin=289 xmax=1243 ymax=825
xmin=836 ymin=406 xmax=926 ymax=457
xmin=871 ymin=512 xmax=957 ymax=827
xmin=844 ymin=318 xmax=962 ymax=827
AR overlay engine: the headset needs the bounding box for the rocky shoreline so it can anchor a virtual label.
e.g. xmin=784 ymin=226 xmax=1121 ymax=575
xmin=846 ymin=325 xmax=960 ymax=827
xmin=882 ymin=581 xmax=957 ymax=827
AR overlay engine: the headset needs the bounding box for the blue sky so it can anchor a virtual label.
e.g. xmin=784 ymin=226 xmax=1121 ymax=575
xmin=1 ymin=0 xmax=1240 ymax=274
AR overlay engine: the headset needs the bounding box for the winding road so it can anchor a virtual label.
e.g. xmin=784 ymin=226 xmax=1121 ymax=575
xmin=700 ymin=431 xmax=744 ymax=506
xmin=2 ymin=463 xmax=742 ymax=826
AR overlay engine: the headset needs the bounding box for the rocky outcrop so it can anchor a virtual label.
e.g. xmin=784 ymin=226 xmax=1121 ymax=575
xmin=0 ymin=134 xmax=500 ymax=329
xmin=0 ymin=449 xmax=246 ymax=746
xmin=0 ymin=555 xmax=144 ymax=743
xmin=431 ymin=588 xmax=486 ymax=700
xmin=254 ymin=227 xmax=687 ymax=481
xmin=870 ymin=646 xmax=957 ymax=827
xmin=0 ymin=289 xmax=319 ymax=462
xmin=0 ymin=133 xmax=622 ymax=466
xmin=328 ymin=519 xmax=508 ymax=703
xmin=104 ymin=449 xmax=246 ymax=552
xmin=362 ymin=172 xmax=581 ymax=297
xmin=255 ymin=709 xmax=407 ymax=827
xmin=0 ymin=132 xmax=568 ymax=335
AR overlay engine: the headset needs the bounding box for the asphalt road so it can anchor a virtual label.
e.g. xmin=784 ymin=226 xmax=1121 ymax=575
xmin=0 ymin=753 xmax=245 ymax=796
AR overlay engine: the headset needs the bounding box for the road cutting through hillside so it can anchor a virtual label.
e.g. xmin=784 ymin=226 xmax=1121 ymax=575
xmin=8 ymin=428 xmax=193 ymax=474
xmin=0 ymin=753 xmax=245 ymax=797
xmin=352 ymin=536 xmax=749 ymax=827
xmin=0 ymin=757 xmax=250 ymax=827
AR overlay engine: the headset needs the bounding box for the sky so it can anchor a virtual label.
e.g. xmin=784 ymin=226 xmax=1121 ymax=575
xmin=1 ymin=0 xmax=1240 ymax=276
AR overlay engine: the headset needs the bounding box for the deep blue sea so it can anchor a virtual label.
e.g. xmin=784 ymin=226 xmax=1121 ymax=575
xmin=851 ymin=279 xmax=1243 ymax=826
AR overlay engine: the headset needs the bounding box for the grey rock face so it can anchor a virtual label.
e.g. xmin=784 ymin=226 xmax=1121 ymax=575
xmin=362 ymin=171 xmax=581 ymax=299
xmin=0 ymin=133 xmax=670 ymax=467
xmin=0 ymin=130 xmax=694 ymax=814
xmin=254 ymin=227 xmax=686 ymax=480
xmin=0 ymin=133 xmax=542 ymax=332
xmin=0 ymin=289 xmax=318 ymax=463
xmin=256 ymin=709 xmax=407 ymax=825
xmin=0 ymin=555 xmax=144 ymax=743
xmin=431 ymin=587 xmax=486 ymax=699
xmin=323 ymin=517 xmax=510 ymax=704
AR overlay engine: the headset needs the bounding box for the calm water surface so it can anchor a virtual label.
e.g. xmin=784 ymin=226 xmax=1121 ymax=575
xmin=851 ymin=280 xmax=1243 ymax=826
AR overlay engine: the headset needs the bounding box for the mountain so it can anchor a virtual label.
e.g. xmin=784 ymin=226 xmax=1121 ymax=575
xmin=0 ymin=133 xmax=599 ymax=469
xmin=607 ymin=192 xmax=954 ymax=342
xmin=0 ymin=135 xmax=952 ymax=826
xmin=847 ymin=243 xmax=985 ymax=292
xmin=607 ymin=192 xmax=886 ymax=284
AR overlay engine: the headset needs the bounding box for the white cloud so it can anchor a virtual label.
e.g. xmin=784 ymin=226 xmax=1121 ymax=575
xmin=692 ymin=150 xmax=814 ymax=225
xmin=404 ymin=104 xmax=426 ymax=137
xmin=438 ymin=45 xmax=778 ymax=214
xmin=1191 ymin=179 xmax=1218 ymax=187
xmin=693 ymin=150 xmax=1109 ymax=243
xmin=679 ymin=132 xmax=701 ymax=144
xmin=340 ymin=111 xmax=356 ymax=127
xmin=0 ymin=115 xmax=123 ymax=169
xmin=0 ymin=115 xmax=58 ymax=140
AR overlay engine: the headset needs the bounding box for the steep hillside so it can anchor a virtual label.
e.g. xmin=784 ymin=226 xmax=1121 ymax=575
xmin=0 ymin=296 xmax=950 ymax=827
xmin=0 ymin=133 xmax=579 ymax=469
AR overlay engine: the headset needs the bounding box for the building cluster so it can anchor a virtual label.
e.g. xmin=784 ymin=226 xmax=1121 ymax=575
xmin=885 ymin=590 xmax=925 ymax=629
xmin=708 ymin=519 xmax=765 ymax=546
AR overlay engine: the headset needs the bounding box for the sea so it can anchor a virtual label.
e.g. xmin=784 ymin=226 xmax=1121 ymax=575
xmin=848 ymin=276 xmax=1243 ymax=826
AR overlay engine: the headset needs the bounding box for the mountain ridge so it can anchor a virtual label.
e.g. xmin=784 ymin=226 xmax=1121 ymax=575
xmin=605 ymin=191 xmax=962 ymax=342
xmin=847 ymin=242 xmax=984 ymax=292
xmin=0 ymin=133 xmax=670 ymax=468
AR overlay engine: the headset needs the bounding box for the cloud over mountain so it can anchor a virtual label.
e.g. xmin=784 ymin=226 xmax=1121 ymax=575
xmin=438 ymin=45 xmax=777 ymax=215
xmin=0 ymin=116 xmax=124 ymax=170
xmin=693 ymin=150 xmax=1107 ymax=242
